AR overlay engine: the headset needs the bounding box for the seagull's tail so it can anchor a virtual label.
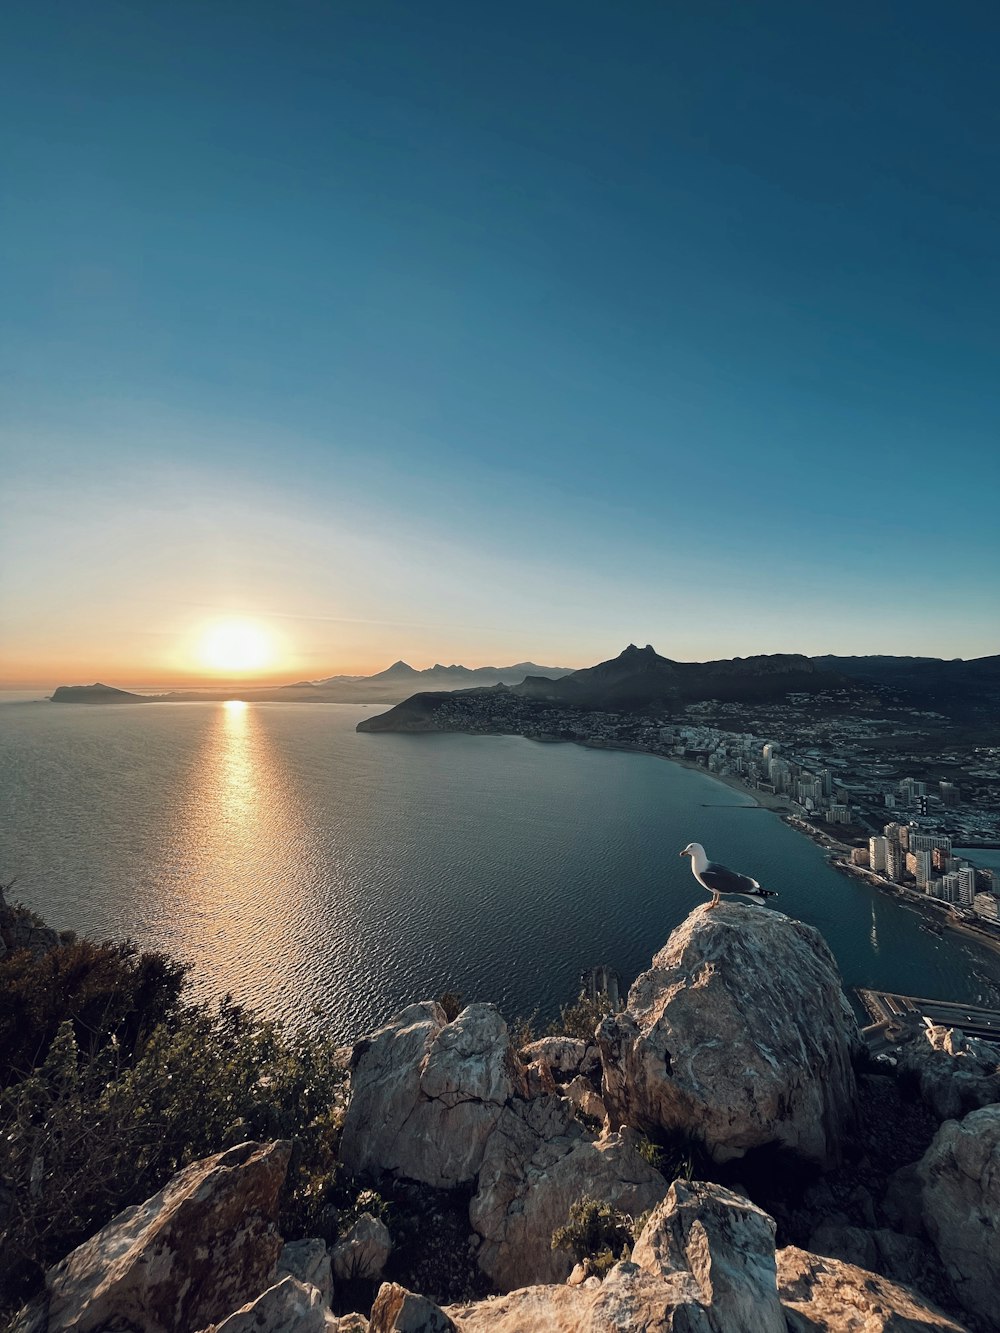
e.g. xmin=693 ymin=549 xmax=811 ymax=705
xmin=750 ymin=878 xmax=778 ymax=898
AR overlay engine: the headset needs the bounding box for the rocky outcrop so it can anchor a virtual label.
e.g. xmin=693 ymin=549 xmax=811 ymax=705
xmin=277 ymin=1238 xmax=333 ymax=1305
xmin=199 ymin=1276 xmax=338 ymax=1332
xmin=597 ymin=902 xmax=860 ymax=1164
xmin=340 ymin=1002 xmax=521 ymax=1188
xmin=469 ymin=1094 xmax=667 ymax=1290
xmin=15 ymin=1141 xmax=289 ymax=1333
xmin=331 ymin=1213 xmax=392 ymax=1281
xmin=897 ymin=1025 xmax=1000 ymax=1120
xmin=777 ymin=1246 xmax=968 ymax=1332
xmin=807 ymin=1224 xmax=933 ymax=1294
xmin=917 ymin=1104 xmax=1000 ymax=1329
xmin=520 ymin=1036 xmax=601 ymax=1081
xmin=451 ymin=1180 xmax=782 ymax=1330
xmin=369 ymin=1283 xmax=457 ymax=1331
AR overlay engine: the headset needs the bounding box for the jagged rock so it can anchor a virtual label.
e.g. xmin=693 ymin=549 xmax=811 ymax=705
xmin=278 ymin=1238 xmax=333 ymax=1304
xmin=917 ymin=1104 xmax=1000 ymax=1329
xmin=808 ymin=1224 xmax=934 ymax=1293
xmin=340 ymin=1002 xmax=521 ymax=1188
xmin=897 ymin=1025 xmax=1000 ymax=1120
xmin=882 ymin=1163 xmax=925 ymax=1237
xmin=199 ymin=1276 xmax=338 ymax=1332
xmin=369 ymin=1282 xmax=456 ymax=1331
xmin=521 ymin=1037 xmax=600 ymax=1080
xmin=564 ymin=1073 xmax=607 ymax=1124
xmin=469 ymin=1094 xmax=667 ymax=1290
xmin=331 ymin=1213 xmax=392 ymax=1281
xmin=597 ymin=903 xmax=860 ymax=1164
xmin=777 ymin=1245 xmax=969 ymax=1332
xmin=451 ymin=1180 xmax=783 ymax=1330
xmin=15 ymin=1141 xmax=289 ymax=1333
xmin=337 ymin=1318 xmax=371 ymax=1333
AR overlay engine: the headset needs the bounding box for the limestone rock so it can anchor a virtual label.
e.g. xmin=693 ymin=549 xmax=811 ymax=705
xmin=19 ymin=1140 xmax=289 ymax=1333
xmin=444 ymin=1284 xmax=596 ymax=1330
xmin=897 ymin=1025 xmax=1000 ymax=1120
xmin=598 ymin=902 xmax=860 ymax=1164
xmin=369 ymin=1282 xmax=456 ymax=1331
xmin=278 ymin=1238 xmax=333 ymax=1304
xmin=469 ymin=1094 xmax=667 ymax=1290
xmin=777 ymin=1245 xmax=969 ymax=1332
xmin=626 ymin=1179 xmax=785 ymax=1333
xmin=564 ymin=1073 xmax=607 ymax=1124
xmin=917 ymin=1104 xmax=1000 ymax=1329
xmin=201 ymin=1276 xmax=338 ymax=1332
xmin=340 ymin=1002 xmax=520 ymax=1188
xmin=807 ymin=1224 xmax=933 ymax=1293
xmin=331 ymin=1213 xmax=392 ymax=1281
xmin=452 ymin=1180 xmax=784 ymax=1331
xmin=520 ymin=1036 xmax=600 ymax=1080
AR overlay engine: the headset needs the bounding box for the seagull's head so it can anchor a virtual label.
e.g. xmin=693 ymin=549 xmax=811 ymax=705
xmin=680 ymin=842 xmax=705 ymax=859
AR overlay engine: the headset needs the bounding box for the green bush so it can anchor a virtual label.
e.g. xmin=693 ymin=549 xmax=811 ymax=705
xmin=0 ymin=937 xmax=188 ymax=1084
xmin=0 ymin=940 xmax=346 ymax=1320
xmin=551 ymin=1196 xmax=634 ymax=1279
xmin=546 ymin=993 xmax=615 ymax=1041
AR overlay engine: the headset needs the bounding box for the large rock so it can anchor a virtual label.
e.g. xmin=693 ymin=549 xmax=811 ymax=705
xmin=597 ymin=903 xmax=860 ymax=1164
xmin=277 ymin=1238 xmax=333 ymax=1305
xmin=340 ymin=1002 xmax=520 ymax=1188
xmin=777 ymin=1246 xmax=969 ymax=1332
xmin=917 ymin=1104 xmax=1000 ymax=1329
xmin=200 ymin=1276 xmax=338 ymax=1332
xmin=369 ymin=1283 xmax=456 ymax=1331
xmin=469 ymin=1094 xmax=667 ymax=1291
xmin=451 ymin=1180 xmax=784 ymax=1331
xmin=897 ymin=1025 xmax=1000 ymax=1120
xmin=17 ymin=1141 xmax=289 ymax=1333
xmin=331 ymin=1213 xmax=392 ymax=1281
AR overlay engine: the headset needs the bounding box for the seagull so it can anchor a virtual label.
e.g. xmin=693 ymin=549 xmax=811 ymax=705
xmin=680 ymin=842 xmax=778 ymax=909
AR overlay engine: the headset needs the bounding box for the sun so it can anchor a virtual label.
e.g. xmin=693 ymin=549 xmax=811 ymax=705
xmin=198 ymin=620 xmax=274 ymax=674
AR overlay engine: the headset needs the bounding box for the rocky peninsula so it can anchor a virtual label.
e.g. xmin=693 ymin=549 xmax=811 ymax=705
xmin=4 ymin=884 xmax=999 ymax=1332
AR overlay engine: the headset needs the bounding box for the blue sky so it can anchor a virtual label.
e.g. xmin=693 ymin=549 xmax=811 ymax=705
xmin=2 ymin=1 xmax=998 ymax=683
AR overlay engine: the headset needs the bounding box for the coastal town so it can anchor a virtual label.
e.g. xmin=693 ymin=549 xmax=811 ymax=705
xmin=369 ymin=684 xmax=1000 ymax=952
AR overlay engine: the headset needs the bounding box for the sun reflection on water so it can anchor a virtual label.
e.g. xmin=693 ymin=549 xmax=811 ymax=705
xmin=162 ymin=703 xmax=320 ymax=1017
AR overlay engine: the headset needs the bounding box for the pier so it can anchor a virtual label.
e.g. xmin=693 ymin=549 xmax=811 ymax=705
xmin=857 ymin=988 xmax=1000 ymax=1048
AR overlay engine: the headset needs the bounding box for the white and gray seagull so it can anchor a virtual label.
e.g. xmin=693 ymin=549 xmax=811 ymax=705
xmin=680 ymin=842 xmax=778 ymax=909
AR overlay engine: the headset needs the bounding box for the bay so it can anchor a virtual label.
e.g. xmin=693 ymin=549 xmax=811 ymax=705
xmin=3 ymin=697 xmax=1000 ymax=1041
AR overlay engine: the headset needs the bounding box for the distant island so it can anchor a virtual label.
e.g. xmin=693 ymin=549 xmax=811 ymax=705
xmin=48 ymin=660 xmax=575 ymax=705
xmin=50 ymin=683 xmax=149 ymax=704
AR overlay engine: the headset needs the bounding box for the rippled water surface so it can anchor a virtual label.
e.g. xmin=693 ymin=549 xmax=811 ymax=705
xmin=4 ymin=697 xmax=1000 ymax=1039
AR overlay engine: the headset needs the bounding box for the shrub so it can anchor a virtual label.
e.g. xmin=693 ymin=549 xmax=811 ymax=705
xmin=546 ymin=993 xmax=615 ymax=1041
xmin=0 ymin=948 xmax=345 ymax=1320
xmin=551 ymin=1196 xmax=634 ymax=1279
xmin=0 ymin=938 xmax=188 ymax=1084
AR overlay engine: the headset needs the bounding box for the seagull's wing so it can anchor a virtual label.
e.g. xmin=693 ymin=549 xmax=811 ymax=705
xmin=699 ymin=861 xmax=761 ymax=895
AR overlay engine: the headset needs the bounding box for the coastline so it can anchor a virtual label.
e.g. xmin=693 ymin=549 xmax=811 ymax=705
xmin=527 ymin=730 xmax=1000 ymax=967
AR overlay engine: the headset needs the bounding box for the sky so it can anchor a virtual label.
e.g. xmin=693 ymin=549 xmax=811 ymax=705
xmin=2 ymin=1 xmax=999 ymax=686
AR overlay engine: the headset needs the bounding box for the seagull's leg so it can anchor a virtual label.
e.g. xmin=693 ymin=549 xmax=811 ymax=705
xmin=708 ymin=891 xmax=720 ymax=910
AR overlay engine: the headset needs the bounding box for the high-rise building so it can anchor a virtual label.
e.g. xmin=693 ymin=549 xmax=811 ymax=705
xmin=762 ymin=743 xmax=779 ymax=765
xmin=885 ymin=842 xmax=903 ymax=883
xmin=851 ymin=847 xmax=870 ymax=866
xmin=914 ymin=850 xmax=933 ymax=889
xmin=869 ymin=836 xmax=888 ymax=872
xmin=937 ymin=873 xmax=962 ymax=904
xmin=958 ymin=867 xmax=977 ymax=906
xmin=939 ymin=782 xmax=960 ymax=807
xmin=820 ymin=769 xmax=833 ymax=797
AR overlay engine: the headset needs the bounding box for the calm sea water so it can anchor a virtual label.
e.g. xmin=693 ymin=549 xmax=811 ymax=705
xmin=3 ymin=697 xmax=1000 ymax=1040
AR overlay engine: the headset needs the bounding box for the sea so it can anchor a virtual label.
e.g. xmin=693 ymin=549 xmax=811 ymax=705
xmin=3 ymin=694 xmax=1000 ymax=1042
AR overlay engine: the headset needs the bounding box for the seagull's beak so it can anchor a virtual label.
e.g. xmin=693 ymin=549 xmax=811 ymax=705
xmin=679 ymin=850 xmax=688 ymax=858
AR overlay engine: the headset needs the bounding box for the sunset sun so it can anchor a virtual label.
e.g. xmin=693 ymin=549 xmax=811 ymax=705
xmin=198 ymin=620 xmax=274 ymax=674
